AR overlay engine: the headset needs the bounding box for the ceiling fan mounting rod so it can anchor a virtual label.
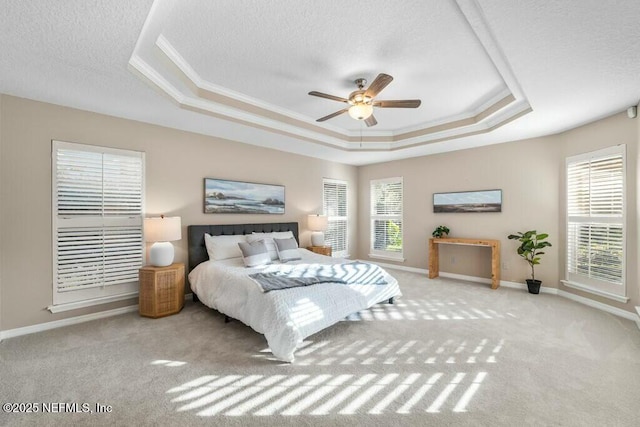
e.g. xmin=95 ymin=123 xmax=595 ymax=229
xmin=354 ymin=78 xmax=367 ymax=90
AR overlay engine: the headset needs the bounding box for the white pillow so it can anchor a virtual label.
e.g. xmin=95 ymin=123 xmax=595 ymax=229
xmin=248 ymin=231 xmax=294 ymax=260
xmin=204 ymin=233 xmax=247 ymax=260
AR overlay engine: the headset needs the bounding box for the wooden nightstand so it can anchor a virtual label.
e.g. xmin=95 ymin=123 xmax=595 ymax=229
xmin=139 ymin=263 xmax=185 ymax=318
xmin=306 ymin=246 xmax=332 ymax=256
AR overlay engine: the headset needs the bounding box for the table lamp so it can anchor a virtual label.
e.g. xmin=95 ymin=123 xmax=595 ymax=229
xmin=308 ymin=214 xmax=328 ymax=246
xmin=144 ymin=216 xmax=181 ymax=267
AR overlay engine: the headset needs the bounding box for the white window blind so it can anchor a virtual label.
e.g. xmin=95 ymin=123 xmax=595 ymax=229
xmin=370 ymin=177 xmax=403 ymax=259
xmin=53 ymin=141 xmax=145 ymax=306
xmin=566 ymin=145 xmax=625 ymax=298
xmin=323 ymin=178 xmax=348 ymax=257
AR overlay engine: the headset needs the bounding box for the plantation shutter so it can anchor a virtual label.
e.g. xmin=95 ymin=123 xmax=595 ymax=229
xmin=53 ymin=141 xmax=145 ymax=306
xmin=370 ymin=177 xmax=403 ymax=258
xmin=566 ymin=145 xmax=625 ymax=297
xmin=323 ymin=179 xmax=348 ymax=257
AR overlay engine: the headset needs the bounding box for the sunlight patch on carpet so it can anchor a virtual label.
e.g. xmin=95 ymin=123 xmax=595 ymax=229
xmin=344 ymin=298 xmax=508 ymax=321
xmin=272 ymin=337 xmax=506 ymax=366
xmin=159 ymin=370 xmax=487 ymax=416
xmin=151 ymin=359 xmax=187 ymax=367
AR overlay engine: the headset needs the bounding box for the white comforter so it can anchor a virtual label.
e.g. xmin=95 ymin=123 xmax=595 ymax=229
xmin=188 ymin=249 xmax=401 ymax=362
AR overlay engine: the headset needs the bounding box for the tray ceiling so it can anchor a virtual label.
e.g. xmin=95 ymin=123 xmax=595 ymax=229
xmin=1 ymin=0 xmax=639 ymax=165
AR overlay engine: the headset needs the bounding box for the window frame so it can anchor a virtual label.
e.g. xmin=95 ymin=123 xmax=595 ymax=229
xmin=369 ymin=176 xmax=404 ymax=261
xmin=563 ymin=144 xmax=627 ymax=302
xmin=322 ymin=178 xmax=349 ymax=258
xmin=51 ymin=140 xmax=146 ymax=311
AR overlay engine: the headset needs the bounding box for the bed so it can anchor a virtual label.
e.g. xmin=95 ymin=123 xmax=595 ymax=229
xmin=187 ymin=222 xmax=401 ymax=362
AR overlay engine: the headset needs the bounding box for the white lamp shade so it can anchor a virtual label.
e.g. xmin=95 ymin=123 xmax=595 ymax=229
xmin=145 ymin=216 xmax=181 ymax=267
xmin=308 ymin=214 xmax=328 ymax=231
xmin=144 ymin=216 xmax=181 ymax=243
xmin=308 ymin=214 xmax=328 ymax=247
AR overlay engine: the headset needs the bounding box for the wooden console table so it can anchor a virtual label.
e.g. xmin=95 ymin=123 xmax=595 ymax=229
xmin=428 ymin=237 xmax=501 ymax=289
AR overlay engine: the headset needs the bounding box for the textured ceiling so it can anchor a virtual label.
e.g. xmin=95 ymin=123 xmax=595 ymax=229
xmin=1 ymin=0 xmax=639 ymax=165
xmin=159 ymin=0 xmax=504 ymax=130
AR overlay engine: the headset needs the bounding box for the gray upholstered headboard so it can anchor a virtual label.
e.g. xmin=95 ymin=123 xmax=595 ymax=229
xmin=187 ymin=222 xmax=299 ymax=272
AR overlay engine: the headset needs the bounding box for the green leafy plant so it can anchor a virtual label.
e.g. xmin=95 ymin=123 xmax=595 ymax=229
xmin=432 ymin=225 xmax=450 ymax=238
xmin=507 ymin=230 xmax=552 ymax=281
xmin=386 ymin=221 xmax=402 ymax=251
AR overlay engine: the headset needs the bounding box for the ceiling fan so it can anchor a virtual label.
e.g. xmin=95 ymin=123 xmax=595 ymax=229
xmin=309 ymin=73 xmax=421 ymax=127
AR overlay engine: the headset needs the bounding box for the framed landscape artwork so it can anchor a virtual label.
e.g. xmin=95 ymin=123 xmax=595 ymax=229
xmin=433 ymin=189 xmax=502 ymax=213
xmin=204 ymin=178 xmax=285 ymax=214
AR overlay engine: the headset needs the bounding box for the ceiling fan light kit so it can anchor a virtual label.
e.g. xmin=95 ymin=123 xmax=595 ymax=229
xmin=347 ymin=81 xmax=374 ymax=120
xmin=348 ymin=103 xmax=374 ymax=120
xmin=309 ymin=73 xmax=421 ymax=127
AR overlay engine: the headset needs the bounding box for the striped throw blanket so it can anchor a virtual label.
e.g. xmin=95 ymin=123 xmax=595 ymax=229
xmin=249 ymin=262 xmax=388 ymax=292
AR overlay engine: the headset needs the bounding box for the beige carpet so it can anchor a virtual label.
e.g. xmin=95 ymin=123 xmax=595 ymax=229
xmin=1 ymin=269 xmax=640 ymax=426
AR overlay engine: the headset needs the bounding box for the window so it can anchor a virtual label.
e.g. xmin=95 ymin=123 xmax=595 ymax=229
xmin=565 ymin=145 xmax=626 ymax=300
xmin=323 ymin=178 xmax=348 ymax=257
xmin=52 ymin=141 xmax=145 ymax=308
xmin=370 ymin=177 xmax=403 ymax=260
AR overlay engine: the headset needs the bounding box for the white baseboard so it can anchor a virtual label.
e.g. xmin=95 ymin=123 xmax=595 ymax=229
xmin=499 ymin=280 xmax=559 ymax=295
xmin=440 ymin=274 xmax=637 ymax=323
xmin=368 ymin=262 xmax=533 ymax=290
xmin=552 ymin=290 xmax=640 ymax=323
xmin=366 ymin=260 xmax=428 ymax=275
xmin=437 ymin=273 xmax=637 ymax=322
xmin=367 ymin=261 xmax=639 ymax=325
xmin=0 ymin=293 xmax=194 ymax=341
xmin=439 ymin=271 xmax=491 ymax=284
xmin=0 ymin=306 xmax=139 ymax=340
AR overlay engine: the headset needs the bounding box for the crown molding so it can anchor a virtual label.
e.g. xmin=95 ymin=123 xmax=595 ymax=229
xmin=128 ymin=0 xmax=532 ymax=153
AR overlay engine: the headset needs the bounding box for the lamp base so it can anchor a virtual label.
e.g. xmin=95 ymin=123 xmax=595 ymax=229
xmin=310 ymin=231 xmax=325 ymax=246
xmin=149 ymin=241 xmax=175 ymax=267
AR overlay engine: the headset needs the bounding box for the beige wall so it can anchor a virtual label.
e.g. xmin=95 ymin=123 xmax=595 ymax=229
xmin=357 ymin=135 xmax=562 ymax=285
xmin=0 ymin=95 xmax=357 ymax=330
xmin=1 ymin=93 xmax=637 ymax=332
xmin=357 ymin=112 xmax=638 ymax=313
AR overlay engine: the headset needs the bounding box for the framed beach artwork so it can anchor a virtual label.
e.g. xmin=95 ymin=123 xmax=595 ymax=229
xmin=433 ymin=189 xmax=502 ymax=213
xmin=204 ymin=178 xmax=285 ymax=214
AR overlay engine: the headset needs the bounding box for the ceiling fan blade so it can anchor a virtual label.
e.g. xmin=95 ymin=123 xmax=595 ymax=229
xmin=364 ymin=115 xmax=377 ymax=127
xmin=365 ymin=73 xmax=393 ymax=98
xmin=308 ymin=91 xmax=349 ymax=103
xmin=316 ymin=108 xmax=349 ymax=122
xmin=373 ymin=99 xmax=422 ymax=108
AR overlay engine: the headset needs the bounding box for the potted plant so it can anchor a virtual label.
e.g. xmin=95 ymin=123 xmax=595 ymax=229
xmin=507 ymin=230 xmax=552 ymax=294
xmin=432 ymin=225 xmax=450 ymax=238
